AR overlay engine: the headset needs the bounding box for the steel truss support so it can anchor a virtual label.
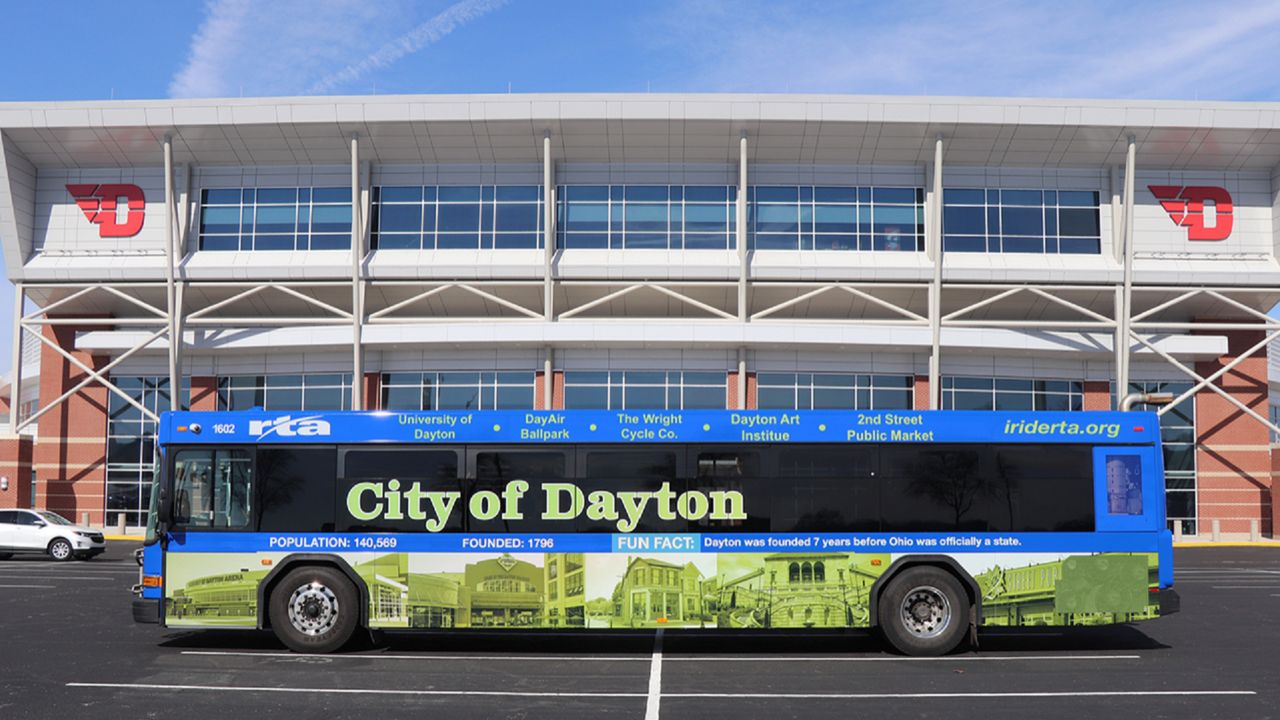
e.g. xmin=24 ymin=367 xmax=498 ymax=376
xmin=557 ymin=282 xmax=738 ymax=320
xmin=1125 ymin=285 xmax=1280 ymax=437
xmin=367 ymin=281 xmax=544 ymax=323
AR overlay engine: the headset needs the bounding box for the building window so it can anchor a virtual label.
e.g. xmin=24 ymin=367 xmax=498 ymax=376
xmin=557 ymin=185 xmax=736 ymax=250
xmin=750 ymin=186 xmax=924 ymax=251
xmin=756 ymin=373 xmax=912 ymax=410
xmin=371 ymin=185 xmax=543 ymax=250
xmin=217 ymin=374 xmax=352 ymax=411
xmin=1270 ymin=401 xmax=1280 ymax=443
xmin=380 ymin=371 xmax=535 ymax=410
xmin=942 ymin=188 xmax=1101 ymax=254
xmin=1127 ymin=381 xmax=1197 ymax=536
xmin=563 ymin=371 xmax=726 ymax=409
xmin=106 ymin=376 xmax=190 ymax=528
xmin=198 ymin=187 xmax=352 ymax=251
xmin=941 ymin=377 xmax=1083 ymax=411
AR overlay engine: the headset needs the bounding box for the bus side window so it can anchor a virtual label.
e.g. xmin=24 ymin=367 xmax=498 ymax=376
xmin=172 ymin=448 xmax=253 ymax=529
xmin=258 ymin=447 xmax=337 ymax=532
xmin=690 ymin=449 xmax=769 ymax=532
xmin=774 ymin=446 xmax=878 ymax=533
xmin=470 ymin=451 xmax=566 ymax=533
xmin=1104 ymin=454 xmax=1143 ymax=516
xmin=339 ymin=448 xmax=461 ymax=532
xmin=580 ymin=449 xmax=683 ymax=533
xmin=880 ymin=445 xmax=991 ymax=531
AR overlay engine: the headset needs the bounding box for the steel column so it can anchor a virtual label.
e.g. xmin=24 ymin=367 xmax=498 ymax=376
xmin=544 ymin=132 xmax=555 ymax=322
xmin=163 ymin=135 xmax=180 ymax=409
xmin=350 ymin=133 xmax=364 ymax=410
xmin=7 ymin=282 xmax=22 ymax=429
xmin=1117 ymin=135 xmax=1137 ymax=399
xmin=737 ymin=133 xmax=748 ymax=322
xmin=928 ymin=135 xmax=943 ymax=409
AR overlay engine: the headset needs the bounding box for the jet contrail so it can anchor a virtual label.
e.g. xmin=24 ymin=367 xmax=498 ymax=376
xmin=306 ymin=0 xmax=509 ymax=94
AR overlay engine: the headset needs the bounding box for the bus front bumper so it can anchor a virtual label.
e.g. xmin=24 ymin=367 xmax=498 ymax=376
xmin=1156 ymin=588 xmax=1180 ymax=616
xmin=132 ymin=597 xmax=160 ymax=624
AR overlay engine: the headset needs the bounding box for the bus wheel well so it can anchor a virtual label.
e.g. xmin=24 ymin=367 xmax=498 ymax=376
xmin=256 ymin=554 xmax=369 ymax=631
xmin=869 ymin=556 xmax=982 ymax=634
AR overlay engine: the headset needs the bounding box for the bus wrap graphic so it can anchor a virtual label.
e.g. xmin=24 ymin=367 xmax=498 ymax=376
xmin=163 ymin=551 xmax=1160 ymax=630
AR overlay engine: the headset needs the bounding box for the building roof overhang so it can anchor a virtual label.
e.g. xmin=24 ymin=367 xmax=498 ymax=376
xmin=3 ymin=93 xmax=1280 ymax=170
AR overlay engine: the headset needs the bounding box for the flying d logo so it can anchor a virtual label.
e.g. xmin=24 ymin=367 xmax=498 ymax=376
xmin=66 ymin=183 xmax=146 ymax=238
xmin=1148 ymin=185 xmax=1233 ymax=241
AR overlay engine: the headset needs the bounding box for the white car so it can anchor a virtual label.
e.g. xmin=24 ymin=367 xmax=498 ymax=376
xmin=0 ymin=509 xmax=106 ymax=561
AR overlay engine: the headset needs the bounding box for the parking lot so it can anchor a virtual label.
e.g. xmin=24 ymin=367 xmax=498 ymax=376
xmin=0 ymin=546 xmax=1276 ymax=720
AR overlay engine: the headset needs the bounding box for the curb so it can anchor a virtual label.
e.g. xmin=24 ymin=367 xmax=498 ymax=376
xmin=103 ymin=535 xmax=144 ymax=542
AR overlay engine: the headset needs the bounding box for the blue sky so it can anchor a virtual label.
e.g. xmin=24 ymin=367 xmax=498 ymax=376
xmin=2 ymin=0 xmax=1280 ymax=374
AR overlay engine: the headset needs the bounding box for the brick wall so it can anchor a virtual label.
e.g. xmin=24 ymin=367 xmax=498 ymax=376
xmin=913 ymin=375 xmax=930 ymax=410
xmin=189 ymin=376 xmax=218 ymax=411
xmin=727 ymin=372 xmax=757 ymax=410
xmin=362 ymin=372 xmax=380 ymax=411
xmin=1194 ymin=329 xmax=1272 ymax=538
xmin=35 ymin=321 xmax=110 ymax=525
xmin=1083 ymin=380 xmax=1111 ymax=411
xmin=0 ymin=435 xmax=34 ymax=510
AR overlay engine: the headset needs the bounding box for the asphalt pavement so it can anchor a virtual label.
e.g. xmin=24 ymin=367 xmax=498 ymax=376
xmin=0 ymin=545 xmax=1276 ymax=719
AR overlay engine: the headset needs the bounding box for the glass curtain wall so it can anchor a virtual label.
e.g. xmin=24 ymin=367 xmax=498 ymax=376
xmin=217 ymin=374 xmax=353 ymax=411
xmin=756 ymin=373 xmax=913 ymax=410
xmin=563 ymin=371 xmax=726 ymax=410
xmin=942 ymin=189 xmax=1101 ymax=254
xmin=557 ymin=185 xmax=736 ymax=249
xmin=198 ymin=187 xmax=352 ymax=251
xmin=106 ymin=376 xmax=189 ymax=528
xmin=940 ymin=377 xmax=1084 ymax=411
xmin=1125 ymin=381 xmax=1197 ymax=535
xmin=371 ymin=185 xmax=544 ymax=249
xmin=380 ymin=372 xmax=536 ymax=410
xmin=749 ymin=186 xmax=924 ymax=251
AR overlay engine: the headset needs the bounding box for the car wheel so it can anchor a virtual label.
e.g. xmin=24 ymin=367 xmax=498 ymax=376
xmin=877 ymin=566 xmax=970 ymax=657
xmin=47 ymin=538 xmax=74 ymax=562
xmin=267 ymin=566 xmax=360 ymax=654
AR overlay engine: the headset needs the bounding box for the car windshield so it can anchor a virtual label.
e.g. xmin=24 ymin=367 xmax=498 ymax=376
xmin=36 ymin=511 xmax=73 ymax=526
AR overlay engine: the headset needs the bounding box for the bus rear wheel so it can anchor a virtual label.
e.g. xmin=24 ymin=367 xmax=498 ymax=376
xmin=268 ymin=566 xmax=360 ymax=654
xmin=877 ymin=566 xmax=970 ymax=656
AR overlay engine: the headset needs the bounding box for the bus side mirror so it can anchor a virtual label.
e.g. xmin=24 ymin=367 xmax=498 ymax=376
xmin=157 ymin=485 xmax=171 ymax=529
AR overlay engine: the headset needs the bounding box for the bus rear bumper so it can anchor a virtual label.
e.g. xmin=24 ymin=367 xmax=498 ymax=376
xmin=132 ymin=597 xmax=160 ymax=624
xmin=1156 ymin=588 xmax=1180 ymax=616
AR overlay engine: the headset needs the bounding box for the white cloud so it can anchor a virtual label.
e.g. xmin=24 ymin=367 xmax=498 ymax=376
xmin=169 ymin=0 xmax=505 ymax=99
xmin=645 ymin=0 xmax=1280 ymax=100
xmin=307 ymin=0 xmax=510 ymax=94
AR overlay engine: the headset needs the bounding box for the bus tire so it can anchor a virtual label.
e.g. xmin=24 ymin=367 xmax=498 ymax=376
xmin=877 ymin=566 xmax=969 ymax=656
xmin=267 ymin=566 xmax=360 ymax=654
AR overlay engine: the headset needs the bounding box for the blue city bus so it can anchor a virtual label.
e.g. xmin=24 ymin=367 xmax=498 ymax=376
xmin=133 ymin=409 xmax=1178 ymax=656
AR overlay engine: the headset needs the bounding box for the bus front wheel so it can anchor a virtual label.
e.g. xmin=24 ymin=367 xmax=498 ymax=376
xmin=877 ymin=566 xmax=970 ymax=656
xmin=268 ymin=566 xmax=360 ymax=653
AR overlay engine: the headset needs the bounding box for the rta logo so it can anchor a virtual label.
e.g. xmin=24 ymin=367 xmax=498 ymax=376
xmin=65 ymin=183 xmax=146 ymax=238
xmin=1148 ymin=185 xmax=1233 ymax=241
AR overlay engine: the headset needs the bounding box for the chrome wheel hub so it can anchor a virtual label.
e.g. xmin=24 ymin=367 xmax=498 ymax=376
xmin=287 ymin=582 xmax=340 ymax=636
xmin=900 ymin=585 xmax=951 ymax=639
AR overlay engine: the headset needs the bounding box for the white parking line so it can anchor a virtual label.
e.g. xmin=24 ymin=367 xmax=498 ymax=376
xmin=0 ymin=576 xmax=115 ymax=582
xmin=65 ymin=683 xmax=1256 ymax=700
xmin=661 ymin=691 xmax=1257 ymax=699
xmin=0 ymin=584 xmax=56 ymax=589
xmin=181 ymin=650 xmax=651 ymax=661
xmin=1211 ymin=585 xmax=1280 ymax=589
xmin=645 ymin=629 xmax=663 ymax=720
xmin=178 ymin=650 xmax=1141 ymax=663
